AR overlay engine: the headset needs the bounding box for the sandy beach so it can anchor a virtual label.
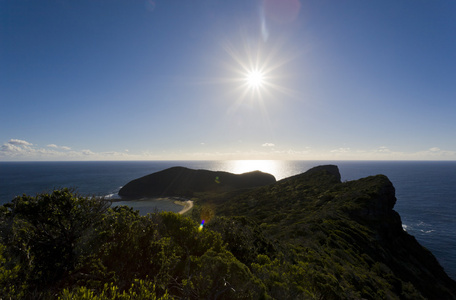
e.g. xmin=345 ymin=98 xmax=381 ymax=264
xmin=111 ymin=197 xmax=193 ymax=215
xmin=175 ymin=200 xmax=194 ymax=214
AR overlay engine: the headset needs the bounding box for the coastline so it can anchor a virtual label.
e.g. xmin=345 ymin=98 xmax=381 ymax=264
xmin=174 ymin=199 xmax=194 ymax=214
xmin=110 ymin=197 xmax=193 ymax=215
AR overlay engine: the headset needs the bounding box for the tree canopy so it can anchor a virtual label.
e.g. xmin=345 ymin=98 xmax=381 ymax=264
xmin=1 ymin=166 xmax=455 ymax=299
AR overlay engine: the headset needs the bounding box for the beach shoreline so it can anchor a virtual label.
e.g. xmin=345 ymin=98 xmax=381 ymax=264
xmin=110 ymin=196 xmax=193 ymax=215
xmin=174 ymin=199 xmax=194 ymax=214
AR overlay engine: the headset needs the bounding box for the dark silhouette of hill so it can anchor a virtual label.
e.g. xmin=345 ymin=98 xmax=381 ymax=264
xmin=118 ymin=166 xmax=276 ymax=198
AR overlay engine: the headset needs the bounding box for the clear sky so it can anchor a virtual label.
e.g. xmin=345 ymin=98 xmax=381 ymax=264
xmin=1 ymin=0 xmax=456 ymax=161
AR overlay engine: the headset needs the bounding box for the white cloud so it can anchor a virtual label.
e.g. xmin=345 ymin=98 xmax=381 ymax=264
xmin=1 ymin=138 xmax=154 ymax=160
xmin=48 ymin=144 xmax=71 ymax=150
xmin=330 ymin=147 xmax=350 ymax=153
xmin=410 ymin=147 xmax=456 ymax=158
xmin=376 ymin=146 xmax=391 ymax=153
xmin=82 ymin=149 xmax=95 ymax=156
xmin=8 ymin=139 xmax=32 ymax=146
xmin=262 ymin=143 xmax=275 ymax=147
xmin=1 ymin=139 xmax=95 ymax=160
xmin=1 ymin=143 xmax=24 ymax=154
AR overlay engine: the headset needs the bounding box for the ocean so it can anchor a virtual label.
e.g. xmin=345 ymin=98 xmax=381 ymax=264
xmin=0 ymin=160 xmax=455 ymax=280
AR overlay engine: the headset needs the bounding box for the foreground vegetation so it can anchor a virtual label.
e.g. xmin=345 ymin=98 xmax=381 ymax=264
xmin=1 ymin=166 xmax=455 ymax=299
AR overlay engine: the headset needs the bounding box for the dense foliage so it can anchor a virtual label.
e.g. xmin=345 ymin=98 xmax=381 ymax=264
xmin=1 ymin=166 xmax=455 ymax=299
xmin=0 ymin=189 xmax=265 ymax=299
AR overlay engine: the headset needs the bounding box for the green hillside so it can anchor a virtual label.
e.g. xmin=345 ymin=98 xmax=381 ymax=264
xmin=1 ymin=165 xmax=455 ymax=299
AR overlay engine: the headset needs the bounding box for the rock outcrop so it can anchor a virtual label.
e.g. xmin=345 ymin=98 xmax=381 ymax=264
xmin=213 ymin=165 xmax=456 ymax=299
xmin=118 ymin=166 xmax=276 ymax=198
xmin=300 ymin=164 xmax=342 ymax=182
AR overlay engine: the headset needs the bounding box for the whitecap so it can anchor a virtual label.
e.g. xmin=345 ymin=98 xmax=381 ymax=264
xmin=104 ymin=193 xmax=121 ymax=200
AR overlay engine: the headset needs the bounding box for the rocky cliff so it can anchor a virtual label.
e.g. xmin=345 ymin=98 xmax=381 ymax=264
xmin=118 ymin=166 xmax=276 ymax=198
xmin=208 ymin=165 xmax=456 ymax=299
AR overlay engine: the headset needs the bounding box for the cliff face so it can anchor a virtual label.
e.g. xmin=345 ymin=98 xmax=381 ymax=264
xmin=337 ymin=174 xmax=456 ymax=298
xmin=212 ymin=165 xmax=456 ymax=299
xmin=118 ymin=166 xmax=276 ymax=198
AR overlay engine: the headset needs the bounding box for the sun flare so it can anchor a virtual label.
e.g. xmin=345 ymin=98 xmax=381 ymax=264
xmin=222 ymin=38 xmax=294 ymax=101
xmin=220 ymin=35 xmax=297 ymax=120
xmin=245 ymin=70 xmax=265 ymax=88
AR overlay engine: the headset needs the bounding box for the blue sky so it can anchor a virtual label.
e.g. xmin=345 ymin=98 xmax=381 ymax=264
xmin=1 ymin=0 xmax=456 ymax=161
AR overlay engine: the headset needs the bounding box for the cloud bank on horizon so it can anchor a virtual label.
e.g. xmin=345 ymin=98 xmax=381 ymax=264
xmin=1 ymin=138 xmax=455 ymax=161
xmin=1 ymin=0 xmax=455 ymax=161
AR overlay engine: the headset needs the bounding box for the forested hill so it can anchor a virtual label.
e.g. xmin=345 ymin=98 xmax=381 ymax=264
xmin=118 ymin=166 xmax=276 ymax=198
xmin=202 ymin=165 xmax=456 ymax=299
xmin=1 ymin=165 xmax=455 ymax=299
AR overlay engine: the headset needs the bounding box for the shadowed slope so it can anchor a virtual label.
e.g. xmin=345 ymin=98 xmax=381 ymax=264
xmin=118 ymin=166 xmax=276 ymax=198
xmin=211 ymin=165 xmax=456 ymax=299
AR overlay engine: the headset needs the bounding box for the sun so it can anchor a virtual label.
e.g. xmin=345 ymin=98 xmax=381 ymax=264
xmin=245 ymin=69 xmax=265 ymax=88
xmin=220 ymin=35 xmax=296 ymax=116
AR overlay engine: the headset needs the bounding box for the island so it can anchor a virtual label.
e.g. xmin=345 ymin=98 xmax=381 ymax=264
xmin=118 ymin=166 xmax=277 ymax=198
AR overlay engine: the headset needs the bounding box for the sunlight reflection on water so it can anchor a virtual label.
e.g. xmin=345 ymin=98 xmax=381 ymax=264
xmin=211 ymin=160 xmax=320 ymax=181
xmin=225 ymin=160 xmax=283 ymax=178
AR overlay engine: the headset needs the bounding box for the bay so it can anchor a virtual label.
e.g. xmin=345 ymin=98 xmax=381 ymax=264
xmin=0 ymin=160 xmax=455 ymax=279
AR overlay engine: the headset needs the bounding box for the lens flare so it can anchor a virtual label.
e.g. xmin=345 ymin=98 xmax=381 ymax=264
xmin=198 ymin=220 xmax=205 ymax=232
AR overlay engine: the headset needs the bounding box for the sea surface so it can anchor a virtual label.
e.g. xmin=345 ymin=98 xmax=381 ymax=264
xmin=0 ymin=160 xmax=455 ymax=280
